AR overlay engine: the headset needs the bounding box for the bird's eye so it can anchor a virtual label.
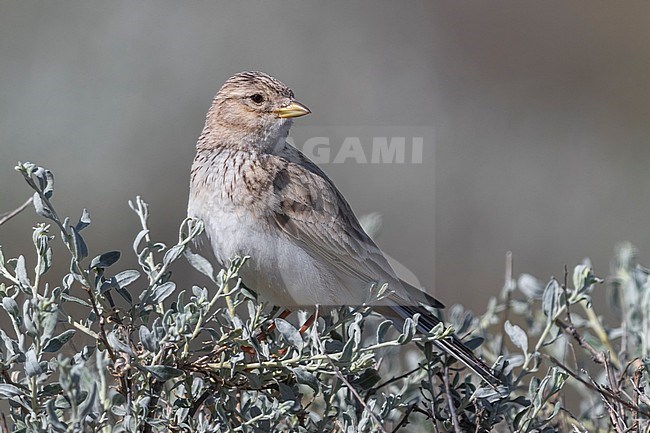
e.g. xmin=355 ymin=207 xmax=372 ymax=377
xmin=250 ymin=94 xmax=264 ymax=104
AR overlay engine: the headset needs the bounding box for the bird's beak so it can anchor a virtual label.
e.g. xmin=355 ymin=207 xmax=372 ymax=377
xmin=275 ymin=100 xmax=311 ymax=118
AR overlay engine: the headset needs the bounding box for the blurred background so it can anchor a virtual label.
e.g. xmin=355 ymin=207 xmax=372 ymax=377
xmin=1 ymin=1 xmax=649 ymax=312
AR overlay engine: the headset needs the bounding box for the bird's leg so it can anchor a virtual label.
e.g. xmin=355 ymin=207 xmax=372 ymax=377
xmin=260 ymin=309 xmax=292 ymax=338
xmin=298 ymin=313 xmax=316 ymax=334
xmin=242 ymin=309 xmax=293 ymax=356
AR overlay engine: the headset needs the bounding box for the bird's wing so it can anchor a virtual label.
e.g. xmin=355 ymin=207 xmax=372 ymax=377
xmin=268 ymin=150 xmax=440 ymax=307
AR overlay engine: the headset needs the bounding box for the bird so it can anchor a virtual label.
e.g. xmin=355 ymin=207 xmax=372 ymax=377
xmin=187 ymin=71 xmax=499 ymax=386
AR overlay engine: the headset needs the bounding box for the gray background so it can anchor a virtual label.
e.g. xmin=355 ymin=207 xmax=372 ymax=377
xmin=1 ymin=1 xmax=649 ymax=311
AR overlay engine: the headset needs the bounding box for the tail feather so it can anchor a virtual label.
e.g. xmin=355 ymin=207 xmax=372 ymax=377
xmin=377 ymin=304 xmax=500 ymax=387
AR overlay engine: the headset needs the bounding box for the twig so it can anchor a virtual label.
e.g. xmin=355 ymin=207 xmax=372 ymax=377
xmin=390 ymin=404 xmax=415 ymax=433
xmin=555 ymin=319 xmax=605 ymax=365
xmin=499 ymin=251 xmax=513 ymax=356
xmin=443 ymin=364 xmax=462 ymax=433
xmin=632 ymin=367 xmax=643 ymax=433
xmin=315 ymin=334 xmax=389 ymax=433
xmin=369 ymin=364 xmax=423 ymax=395
xmin=556 ymin=265 xmax=606 ymax=363
xmin=0 ymin=413 xmax=8 ymax=433
xmin=544 ymin=354 xmax=650 ymax=418
xmin=0 ymin=197 xmax=32 ymax=226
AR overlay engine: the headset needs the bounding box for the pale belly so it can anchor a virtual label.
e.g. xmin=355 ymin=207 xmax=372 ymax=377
xmin=189 ymin=202 xmax=344 ymax=307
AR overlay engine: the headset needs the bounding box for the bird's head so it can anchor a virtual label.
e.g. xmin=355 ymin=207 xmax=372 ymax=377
xmin=205 ymin=71 xmax=311 ymax=151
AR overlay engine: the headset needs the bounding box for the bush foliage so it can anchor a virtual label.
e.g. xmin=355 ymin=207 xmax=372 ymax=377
xmin=0 ymin=163 xmax=648 ymax=432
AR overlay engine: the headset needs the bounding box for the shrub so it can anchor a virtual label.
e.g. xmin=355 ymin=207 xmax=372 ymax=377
xmin=0 ymin=162 xmax=647 ymax=432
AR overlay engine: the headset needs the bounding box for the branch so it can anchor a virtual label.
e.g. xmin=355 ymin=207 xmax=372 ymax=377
xmin=0 ymin=197 xmax=32 ymax=226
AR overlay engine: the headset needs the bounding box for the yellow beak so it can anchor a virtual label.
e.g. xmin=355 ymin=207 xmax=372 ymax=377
xmin=275 ymin=100 xmax=311 ymax=118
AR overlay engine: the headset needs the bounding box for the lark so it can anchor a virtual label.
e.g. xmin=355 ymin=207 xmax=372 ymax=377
xmin=188 ymin=71 xmax=499 ymax=385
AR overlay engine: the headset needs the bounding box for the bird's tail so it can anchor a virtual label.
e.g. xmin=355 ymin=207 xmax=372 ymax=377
xmin=377 ymin=304 xmax=501 ymax=387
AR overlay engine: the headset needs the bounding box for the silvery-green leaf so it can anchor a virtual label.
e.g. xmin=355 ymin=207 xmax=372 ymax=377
xmin=47 ymin=400 xmax=68 ymax=432
xmin=70 ymin=226 xmax=88 ymax=260
xmin=464 ymin=336 xmax=485 ymax=350
xmin=2 ymin=297 xmax=19 ymax=319
xmin=351 ymin=368 xmax=381 ymax=390
xmin=15 ymin=255 xmax=30 ymax=287
xmin=25 ymin=349 xmax=42 ymax=377
xmin=42 ymin=309 xmax=59 ymax=341
xmin=43 ymin=330 xmax=75 ymax=353
xmin=274 ymin=318 xmax=303 ymax=351
xmin=505 ymin=320 xmax=528 ymax=354
xmin=340 ymin=329 xmax=358 ymax=363
xmin=32 ymin=192 xmax=55 ymax=220
xmin=0 ymin=384 xmax=25 ymax=398
xmin=35 ymin=167 xmax=54 ymax=198
xmin=240 ymin=284 xmax=258 ymax=301
xmin=23 ymin=301 xmax=36 ymax=336
xmin=79 ymin=383 xmax=98 ymax=420
xmin=542 ymin=279 xmax=561 ymax=321
xmin=90 ymin=251 xmax=121 ymax=269
xmin=242 ymin=372 xmax=261 ymax=389
xmin=518 ymin=273 xmax=544 ymax=299
xmin=144 ymin=419 xmax=170 ymax=429
xmin=62 ymin=273 xmax=75 ymax=291
xmin=133 ymin=229 xmax=149 ymax=254
xmin=72 ymin=345 xmax=95 ymax=364
xmin=184 ymin=250 xmax=215 ymax=282
xmin=0 ymin=329 xmax=21 ymax=359
xmin=376 ymin=320 xmax=393 ymax=343
xmin=147 ymin=281 xmax=176 ymax=305
xmin=115 ymin=269 xmax=140 ymax=289
xmin=139 ymin=365 xmax=184 ymax=382
xmin=75 ymin=208 xmax=91 ymax=231
xmin=573 ymin=264 xmax=590 ymax=292
xmin=163 ymin=245 xmax=184 ymax=266
xmin=397 ymin=317 xmax=416 ymax=344
xmin=473 ymin=387 xmax=501 ymax=401
xmin=115 ymin=285 xmax=133 ymax=305
xmin=61 ymin=293 xmax=91 ymax=307
xmin=107 ymin=331 xmax=133 ymax=356
xmin=278 ymin=382 xmax=299 ymax=408
xmin=139 ymin=326 xmax=157 ymax=352
xmin=292 ymin=367 xmax=319 ymax=392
